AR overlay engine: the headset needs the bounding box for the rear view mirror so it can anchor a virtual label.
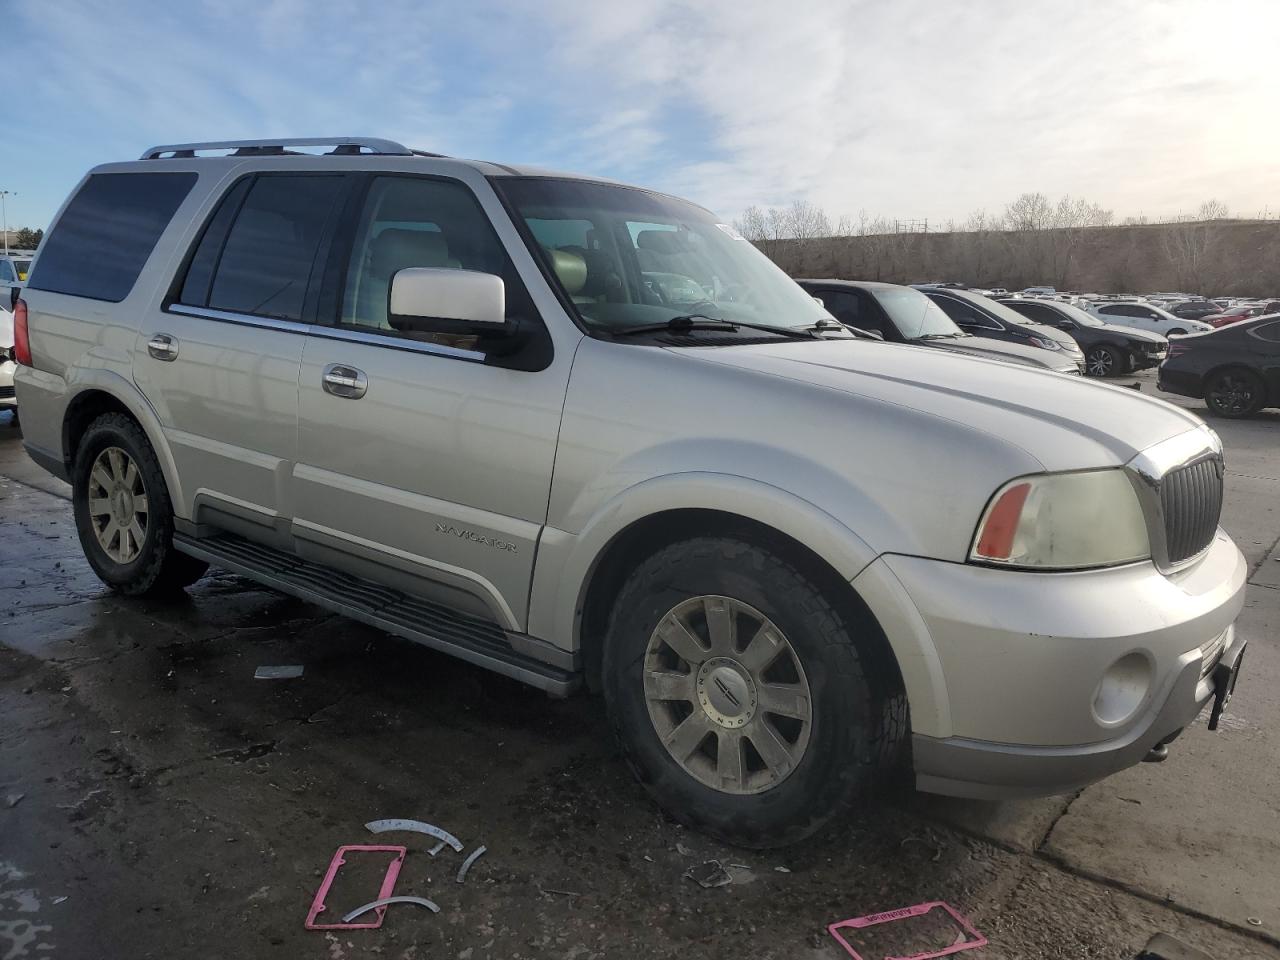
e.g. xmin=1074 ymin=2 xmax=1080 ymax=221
xmin=389 ymin=268 xmax=506 ymax=333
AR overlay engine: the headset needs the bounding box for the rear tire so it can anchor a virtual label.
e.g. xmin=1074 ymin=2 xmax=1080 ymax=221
xmin=72 ymin=413 xmax=208 ymax=596
xmin=1204 ymin=368 xmax=1266 ymax=419
xmin=1168 ymin=328 xmax=1187 ymax=336
xmin=601 ymin=536 xmax=905 ymax=849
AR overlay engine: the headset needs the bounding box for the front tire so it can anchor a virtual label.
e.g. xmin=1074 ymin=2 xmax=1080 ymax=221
xmin=72 ymin=413 xmax=208 ymax=596
xmin=1204 ymin=368 xmax=1266 ymax=419
xmin=1085 ymin=344 xmax=1124 ymax=378
xmin=601 ymin=536 xmax=905 ymax=848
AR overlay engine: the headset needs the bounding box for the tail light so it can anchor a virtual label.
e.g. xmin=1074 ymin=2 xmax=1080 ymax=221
xmin=1167 ymin=342 xmax=1190 ymax=358
xmin=13 ymin=298 xmax=31 ymax=366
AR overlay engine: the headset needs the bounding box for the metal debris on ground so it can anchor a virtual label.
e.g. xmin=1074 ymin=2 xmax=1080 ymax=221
xmin=305 ymin=845 xmax=406 ymax=930
xmin=676 ymin=842 xmax=692 ymax=856
xmin=828 ymin=901 xmax=987 ymax=960
xmin=51 ymin=896 xmax=68 ymax=905
xmin=364 ymin=818 xmax=464 ymax=853
xmin=5 ymin=793 xmax=24 ymax=808
xmin=456 ymin=845 xmax=487 ymax=884
xmin=341 ymin=895 xmax=440 ymax=923
xmin=684 ymin=860 xmax=733 ymax=889
xmin=774 ymin=866 xmax=791 ymax=873
xmin=254 ymin=665 xmax=305 ymax=680
xmin=1247 ymin=917 xmax=1262 ymax=926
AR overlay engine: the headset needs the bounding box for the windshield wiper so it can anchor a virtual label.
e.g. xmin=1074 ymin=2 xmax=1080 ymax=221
xmin=613 ymin=314 xmax=817 ymax=340
xmin=917 ymin=332 xmax=966 ymax=340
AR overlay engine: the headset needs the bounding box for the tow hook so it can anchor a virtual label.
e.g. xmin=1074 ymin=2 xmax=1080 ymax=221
xmin=1142 ymin=744 xmax=1169 ymax=763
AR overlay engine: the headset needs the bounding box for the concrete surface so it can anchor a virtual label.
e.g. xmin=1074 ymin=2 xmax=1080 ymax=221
xmin=1 ymin=370 xmax=1277 ymax=960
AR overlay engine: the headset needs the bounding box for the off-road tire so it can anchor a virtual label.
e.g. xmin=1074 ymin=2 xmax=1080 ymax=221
xmin=601 ymin=536 xmax=906 ymax=848
xmin=72 ymin=413 xmax=207 ymax=596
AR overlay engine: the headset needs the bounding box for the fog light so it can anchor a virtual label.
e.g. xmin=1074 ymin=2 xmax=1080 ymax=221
xmin=1093 ymin=653 xmax=1152 ymax=725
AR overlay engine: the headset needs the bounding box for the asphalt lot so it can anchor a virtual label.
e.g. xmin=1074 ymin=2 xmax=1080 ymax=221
xmin=1 ymin=370 xmax=1277 ymax=960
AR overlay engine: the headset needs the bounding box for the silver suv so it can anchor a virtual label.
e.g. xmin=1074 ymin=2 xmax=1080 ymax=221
xmin=13 ymin=138 xmax=1248 ymax=847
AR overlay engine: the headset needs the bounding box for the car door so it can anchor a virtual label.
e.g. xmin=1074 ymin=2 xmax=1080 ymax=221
xmin=1100 ymin=304 xmax=1151 ymax=332
xmin=293 ymin=173 xmax=570 ymax=631
xmin=135 ymin=171 xmax=349 ymax=541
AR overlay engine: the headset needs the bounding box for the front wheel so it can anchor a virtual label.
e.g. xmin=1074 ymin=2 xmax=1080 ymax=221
xmin=72 ymin=413 xmax=208 ymax=596
xmin=601 ymin=536 xmax=905 ymax=848
xmin=1168 ymin=328 xmax=1187 ymax=336
xmin=1085 ymin=344 xmax=1124 ymax=378
xmin=1204 ymin=368 xmax=1265 ymax=419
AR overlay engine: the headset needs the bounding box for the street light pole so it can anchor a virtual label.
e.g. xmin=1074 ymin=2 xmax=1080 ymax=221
xmin=0 ymin=190 xmax=14 ymax=256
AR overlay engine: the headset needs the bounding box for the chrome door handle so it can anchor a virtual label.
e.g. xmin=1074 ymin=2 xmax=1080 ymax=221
xmin=147 ymin=334 xmax=179 ymax=361
xmin=322 ymin=363 xmax=368 ymax=399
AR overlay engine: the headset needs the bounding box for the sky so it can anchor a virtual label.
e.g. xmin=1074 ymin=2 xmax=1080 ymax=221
xmin=3 ymin=0 xmax=1279 ymax=231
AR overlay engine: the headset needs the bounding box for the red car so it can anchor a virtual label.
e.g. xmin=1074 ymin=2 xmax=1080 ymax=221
xmin=1203 ymin=303 xmax=1277 ymax=328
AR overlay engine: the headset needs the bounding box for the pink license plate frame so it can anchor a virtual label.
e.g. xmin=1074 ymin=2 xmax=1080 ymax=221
xmin=827 ymin=901 xmax=987 ymax=960
xmin=305 ymin=844 xmax=407 ymax=930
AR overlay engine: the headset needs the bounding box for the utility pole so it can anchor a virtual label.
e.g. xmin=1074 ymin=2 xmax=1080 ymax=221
xmin=0 ymin=190 xmax=14 ymax=256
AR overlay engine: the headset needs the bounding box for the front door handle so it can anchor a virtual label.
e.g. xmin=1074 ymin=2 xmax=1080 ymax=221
xmin=147 ymin=334 xmax=179 ymax=361
xmin=322 ymin=363 xmax=368 ymax=399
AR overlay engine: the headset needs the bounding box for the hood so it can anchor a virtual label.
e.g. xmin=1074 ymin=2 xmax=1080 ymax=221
xmin=925 ymin=333 xmax=1077 ymax=371
xmin=1103 ymin=324 xmax=1166 ymax=344
xmin=676 ymin=339 xmax=1208 ymax=470
xmin=1024 ymin=321 xmax=1082 ymax=352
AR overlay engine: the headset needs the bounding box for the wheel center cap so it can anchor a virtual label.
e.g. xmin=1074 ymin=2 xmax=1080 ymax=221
xmin=113 ymin=489 xmax=134 ymax=522
xmin=696 ymin=657 xmax=757 ymax=728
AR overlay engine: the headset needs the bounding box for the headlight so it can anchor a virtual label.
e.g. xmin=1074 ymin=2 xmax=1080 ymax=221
xmin=1028 ymin=335 xmax=1061 ymax=350
xmin=970 ymin=469 xmax=1150 ymax=570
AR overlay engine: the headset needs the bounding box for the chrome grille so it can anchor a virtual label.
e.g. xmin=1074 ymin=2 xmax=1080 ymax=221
xmin=1160 ymin=457 xmax=1224 ymax=564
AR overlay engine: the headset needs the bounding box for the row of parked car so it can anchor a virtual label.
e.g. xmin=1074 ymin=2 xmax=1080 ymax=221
xmin=804 ymin=280 xmax=1280 ymax=417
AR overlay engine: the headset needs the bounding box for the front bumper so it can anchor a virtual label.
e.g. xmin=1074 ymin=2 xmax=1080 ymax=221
xmin=871 ymin=531 xmax=1247 ymax=799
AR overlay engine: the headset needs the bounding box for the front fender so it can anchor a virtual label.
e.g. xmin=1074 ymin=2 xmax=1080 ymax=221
xmin=526 ymin=470 xmax=878 ymax=650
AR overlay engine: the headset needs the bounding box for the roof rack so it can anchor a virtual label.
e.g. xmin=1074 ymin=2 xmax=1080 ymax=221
xmin=140 ymin=137 xmax=414 ymax=160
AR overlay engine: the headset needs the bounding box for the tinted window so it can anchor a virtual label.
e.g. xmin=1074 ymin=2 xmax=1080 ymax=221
xmin=28 ymin=172 xmax=196 ymax=302
xmin=931 ymin=294 xmax=999 ymax=330
xmin=336 ymin=175 xmax=539 ymax=351
xmin=819 ymin=290 xmax=862 ymax=326
xmin=1102 ymin=304 xmax=1140 ymax=317
xmin=206 ymin=176 xmax=343 ymax=321
xmin=178 ymin=177 xmax=252 ymax=307
xmin=1249 ymin=320 xmax=1280 ymax=344
xmin=0 ymin=261 xmax=12 ymax=282
xmin=1007 ymin=301 xmax=1056 ymax=324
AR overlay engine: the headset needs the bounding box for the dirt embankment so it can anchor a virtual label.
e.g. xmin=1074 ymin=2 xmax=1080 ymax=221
xmin=762 ymin=220 xmax=1280 ymax=296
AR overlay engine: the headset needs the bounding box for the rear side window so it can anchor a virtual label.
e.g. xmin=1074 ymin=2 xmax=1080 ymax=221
xmin=28 ymin=172 xmax=196 ymax=302
xmin=178 ymin=175 xmax=344 ymax=322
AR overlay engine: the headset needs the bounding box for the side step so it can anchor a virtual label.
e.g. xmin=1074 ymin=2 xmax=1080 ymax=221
xmin=174 ymin=533 xmax=579 ymax=696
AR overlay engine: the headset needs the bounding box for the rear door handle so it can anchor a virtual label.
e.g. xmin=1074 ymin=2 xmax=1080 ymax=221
xmin=147 ymin=334 xmax=179 ymax=361
xmin=322 ymin=363 xmax=368 ymax=399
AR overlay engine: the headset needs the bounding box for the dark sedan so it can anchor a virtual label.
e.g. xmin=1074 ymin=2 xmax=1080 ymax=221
xmin=920 ymin=287 xmax=1087 ymax=373
xmin=1158 ymin=315 xmax=1280 ymax=418
xmin=1165 ymin=299 xmax=1223 ymax=322
xmin=997 ymin=297 xmax=1167 ymax=377
xmin=796 ymin=279 xmax=1082 ymax=374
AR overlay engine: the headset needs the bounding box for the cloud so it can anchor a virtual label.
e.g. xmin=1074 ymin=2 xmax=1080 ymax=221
xmin=5 ymin=0 xmax=1279 ymax=227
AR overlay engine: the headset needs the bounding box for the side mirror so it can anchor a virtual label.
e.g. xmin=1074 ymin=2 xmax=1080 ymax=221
xmin=1057 ymin=321 xmax=1073 ymax=331
xmin=389 ymin=268 xmax=506 ymax=335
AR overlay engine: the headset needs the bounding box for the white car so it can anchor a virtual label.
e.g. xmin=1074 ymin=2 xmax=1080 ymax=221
xmin=0 ymin=304 xmax=15 ymax=409
xmin=1087 ymin=301 xmax=1213 ymax=337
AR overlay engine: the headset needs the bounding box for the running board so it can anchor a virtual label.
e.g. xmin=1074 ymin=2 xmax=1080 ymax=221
xmin=174 ymin=533 xmax=579 ymax=696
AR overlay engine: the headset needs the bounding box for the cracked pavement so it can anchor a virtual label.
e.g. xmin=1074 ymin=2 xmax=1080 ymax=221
xmin=1 ymin=371 xmax=1278 ymax=959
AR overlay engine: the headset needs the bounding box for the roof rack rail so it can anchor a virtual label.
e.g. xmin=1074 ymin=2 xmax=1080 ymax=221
xmin=140 ymin=137 xmax=414 ymax=160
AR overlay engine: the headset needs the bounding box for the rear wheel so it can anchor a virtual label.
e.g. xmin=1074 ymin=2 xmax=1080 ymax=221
xmin=72 ymin=413 xmax=208 ymax=595
xmin=1085 ymin=344 xmax=1124 ymax=378
xmin=1168 ymin=327 xmax=1187 ymax=336
xmin=1204 ymin=368 xmax=1265 ymax=419
xmin=602 ymin=536 xmax=905 ymax=848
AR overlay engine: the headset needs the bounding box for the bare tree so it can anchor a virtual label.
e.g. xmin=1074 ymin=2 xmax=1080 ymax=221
xmin=1162 ymin=203 xmax=1227 ymax=293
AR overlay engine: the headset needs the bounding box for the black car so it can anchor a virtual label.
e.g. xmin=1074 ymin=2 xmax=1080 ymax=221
xmin=796 ymin=279 xmax=1082 ymax=374
xmin=997 ymin=298 xmax=1167 ymax=377
xmin=920 ymin=287 xmax=1087 ymax=373
xmin=1166 ymin=299 xmax=1224 ymax=322
xmin=1158 ymin=316 xmax=1280 ymax=418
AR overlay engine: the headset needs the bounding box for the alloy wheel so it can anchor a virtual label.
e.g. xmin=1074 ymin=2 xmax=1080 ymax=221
xmin=87 ymin=446 xmax=149 ymax=563
xmin=1207 ymin=374 xmax=1256 ymax=416
xmin=1086 ymin=348 xmax=1115 ymax=376
xmin=643 ymin=595 xmax=812 ymax=795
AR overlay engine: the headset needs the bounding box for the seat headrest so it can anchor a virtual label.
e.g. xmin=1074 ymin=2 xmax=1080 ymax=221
xmin=371 ymin=229 xmax=454 ymax=276
xmin=547 ymin=247 xmax=587 ymax=295
xmin=635 ymin=230 xmax=688 ymax=255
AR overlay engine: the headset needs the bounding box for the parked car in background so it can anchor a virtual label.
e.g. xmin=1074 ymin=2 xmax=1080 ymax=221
xmin=12 ymin=136 xmax=1248 ymax=847
xmin=1204 ymin=304 xmax=1268 ymax=328
xmin=1159 ymin=316 xmax=1280 ymax=418
xmin=1087 ymin=301 xmax=1213 ymax=337
xmin=998 ymin=298 xmax=1167 ymax=377
xmin=986 ymin=287 xmax=1008 ymax=296
xmin=1165 ymin=299 xmax=1222 ymax=322
xmin=0 ymin=254 xmax=33 ymax=293
xmin=1022 ymin=286 xmax=1056 ymax=296
xmin=922 ymin=287 xmax=1086 ymax=372
xmin=0 ymin=304 xmax=15 ymax=410
xmin=797 ymin=279 xmax=1082 ymax=374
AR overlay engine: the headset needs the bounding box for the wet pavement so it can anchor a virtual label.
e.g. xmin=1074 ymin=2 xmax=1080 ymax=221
xmin=1 ymin=374 xmax=1278 ymax=960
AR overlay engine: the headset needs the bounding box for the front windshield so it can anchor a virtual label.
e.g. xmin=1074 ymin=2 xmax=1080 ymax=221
xmin=869 ymin=285 xmax=961 ymax=338
xmin=967 ymin=291 xmax=1058 ymax=328
xmin=15 ymin=260 xmax=30 ymax=280
xmin=496 ymin=177 xmax=830 ymax=331
xmin=1050 ymin=301 xmax=1104 ymax=326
